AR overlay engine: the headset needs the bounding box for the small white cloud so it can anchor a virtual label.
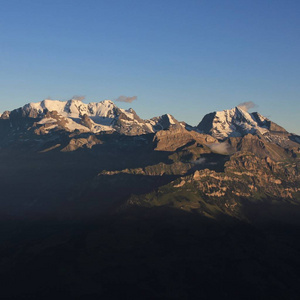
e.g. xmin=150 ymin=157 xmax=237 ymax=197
xmin=72 ymin=95 xmax=85 ymax=101
xmin=207 ymin=142 xmax=231 ymax=155
xmin=193 ymin=158 xmax=206 ymax=164
xmin=115 ymin=95 xmax=137 ymax=103
xmin=237 ymin=101 xmax=256 ymax=112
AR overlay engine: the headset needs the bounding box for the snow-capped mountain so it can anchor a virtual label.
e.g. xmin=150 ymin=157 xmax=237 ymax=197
xmin=2 ymin=99 xmax=181 ymax=136
xmin=196 ymin=106 xmax=297 ymax=147
xmin=1 ymin=99 xmax=299 ymax=151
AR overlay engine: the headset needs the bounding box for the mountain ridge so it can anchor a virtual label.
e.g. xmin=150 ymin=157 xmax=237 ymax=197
xmin=196 ymin=105 xmax=299 ymax=148
xmin=1 ymin=99 xmax=299 ymax=138
xmin=0 ymin=98 xmax=184 ymax=138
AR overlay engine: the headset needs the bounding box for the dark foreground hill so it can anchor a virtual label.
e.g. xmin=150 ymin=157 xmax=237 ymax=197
xmin=1 ymin=209 xmax=300 ymax=299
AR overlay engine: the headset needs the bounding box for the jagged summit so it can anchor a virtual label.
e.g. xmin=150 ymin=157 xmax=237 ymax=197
xmin=197 ymin=106 xmax=267 ymax=139
xmin=0 ymin=99 xmax=183 ymax=136
xmin=1 ymin=100 xmax=299 ymax=150
xmin=196 ymin=106 xmax=293 ymax=147
xmin=22 ymin=99 xmax=117 ymax=119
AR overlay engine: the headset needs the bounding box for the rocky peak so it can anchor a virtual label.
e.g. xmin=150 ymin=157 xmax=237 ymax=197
xmin=251 ymin=112 xmax=287 ymax=133
xmin=80 ymin=114 xmax=94 ymax=129
xmin=0 ymin=111 xmax=11 ymax=120
xmin=151 ymin=114 xmax=181 ymax=131
xmin=196 ymin=106 xmax=297 ymax=149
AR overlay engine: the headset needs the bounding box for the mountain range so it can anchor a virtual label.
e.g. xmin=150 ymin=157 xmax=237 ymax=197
xmin=0 ymin=98 xmax=299 ymax=211
xmin=1 ymin=98 xmax=300 ymax=299
xmin=1 ymin=98 xmax=299 ymax=141
xmin=0 ymin=99 xmax=180 ymax=136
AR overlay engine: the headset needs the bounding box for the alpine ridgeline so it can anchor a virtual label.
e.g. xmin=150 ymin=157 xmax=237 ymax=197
xmin=0 ymin=99 xmax=299 ymax=222
xmin=0 ymin=98 xmax=180 ymax=137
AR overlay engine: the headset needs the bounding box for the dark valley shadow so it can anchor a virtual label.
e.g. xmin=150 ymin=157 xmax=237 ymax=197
xmin=1 ymin=207 xmax=300 ymax=299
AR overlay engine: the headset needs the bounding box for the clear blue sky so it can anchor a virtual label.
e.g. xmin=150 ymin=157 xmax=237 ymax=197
xmin=1 ymin=0 xmax=299 ymax=133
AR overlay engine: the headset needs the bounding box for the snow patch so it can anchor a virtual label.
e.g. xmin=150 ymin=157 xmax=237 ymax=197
xmin=167 ymin=114 xmax=175 ymax=125
xmin=65 ymin=119 xmax=90 ymax=132
xmin=37 ymin=118 xmax=57 ymax=125
xmin=209 ymin=107 xmax=272 ymax=139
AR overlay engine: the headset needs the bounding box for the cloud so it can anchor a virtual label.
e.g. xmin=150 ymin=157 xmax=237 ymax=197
xmin=237 ymin=101 xmax=256 ymax=112
xmin=191 ymin=157 xmax=218 ymax=166
xmin=72 ymin=95 xmax=85 ymax=101
xmin=193 ymin=158 xmax=206 ymax=164
xmin=206 ymin=142 xmax=232 ymax=155
xmin=115 ymin=95 xmax=137 ymax=103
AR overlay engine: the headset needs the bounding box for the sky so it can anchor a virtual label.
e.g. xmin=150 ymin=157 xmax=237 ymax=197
xmin=0 ymin=0 xmax=299 ymax=133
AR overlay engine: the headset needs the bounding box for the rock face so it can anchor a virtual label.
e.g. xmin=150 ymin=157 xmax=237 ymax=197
xmin=226 ymin=134 xmax=291 ymax=161
xmin=128 ymin=150 xmax=300 ymax=221
xmin=80 ymin=114 xmax=94 ymax=130
xmin=251 ymin=112 xmax=287 ymax=133
xmin=0 ymin=111 xmax=10 ymax=119
xmin=153 ymin=126 xmax=216 ymax=152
